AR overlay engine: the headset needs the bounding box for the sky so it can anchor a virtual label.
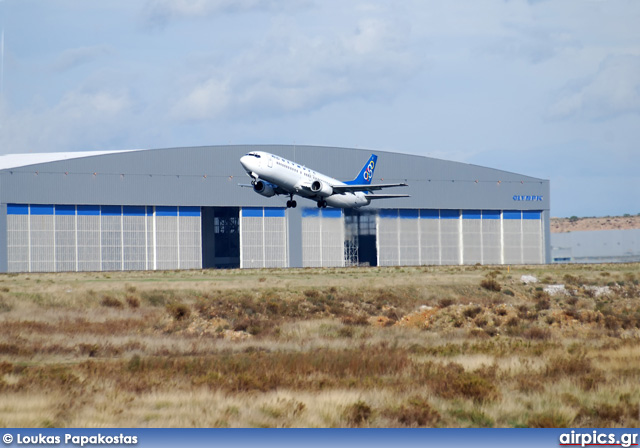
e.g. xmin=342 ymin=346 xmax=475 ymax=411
xmin=0 ymin=0 xmax=638 ymax=218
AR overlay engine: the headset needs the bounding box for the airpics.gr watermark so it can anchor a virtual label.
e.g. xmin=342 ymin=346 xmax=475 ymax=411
xmin=3 ymin=433 xmax=138 ymax=447
xmin=559 ymin=430 xmax=638 ymax=447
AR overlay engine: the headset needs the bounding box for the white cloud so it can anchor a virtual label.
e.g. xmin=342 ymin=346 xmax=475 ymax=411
xmin=171 ymin=16 xmax=419 ymax=121
xmin=548 ymin=54 xmax=640 ymax=120
xmin=52 ymin=46 xmax=113 ymax=72
xmin=0 ymin=90 xmax=133 ymax=154
xmin=173 ymin=78 xmax=230 ymax=121
xmin=483 ymin=24 xmax=581 ymax=64
xmin=141 ymin=0 xmax=310 ymax=28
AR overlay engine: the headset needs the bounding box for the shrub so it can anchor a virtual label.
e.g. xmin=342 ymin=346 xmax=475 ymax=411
xmin=450 ymin=408 xmax=494 ymax=427
xmin=127 ymin=354 xmax=142 ymax=372
xmin=344 ymin=401 xmax=373 ymax=426
xmin=474 ymin=316 xmax=488 ymax=328
xmin=516 ymin=376 xmax=545 ymax=394
xmin=588 ymin=403 xmax=625 ymax=423
xmin=125 ymin=295 xmax=140 ymax=308
xmin=534 ymin=290 xmax=550 ymax=300
xmin=439 ymin=297 xmax=455 ymax=308
xmin=483 ymin=326 xmax=499 ymax=337
xmin=425 ymin=363 xmax=499 ymax=403
xmin=233 ymin=318 xmax=265 ymax=335
xmin=337 ymin=326 xmax=355 ymax=338
xmin=604 ymin=315 xmax=620 ymax=331
xmin=518 ymin=305 xmax=536 ymax=320
xmin=100 ymin=295 xmax=123 ymax=308
xmin=0 ymin=297 xmax=13 ymax=313
xmin=563 ymin=274 xmax=580 ymax=285
xmin=480 ymin=277 xmax=501 ymax=292
xmin=579 ymin=370 xmax=606 ymax=391
xmin=141 ymin=291 xmax=169 ymax=306
xmin=463 ymin=306 xmax=483 ymax=319
xmin=528 ymin=411 xmax=572 ymax=427
xmin=565 ymin=296 xmax=578 ymax=306
xmin=385 ymin=396 xmax=440 ymax=427
xmin=167 ymin=302 xmax=191 ymax=320
xmin=523 ymin=327 xmax=551 ymax=340
xmin=303 ymin=289 xmax=320 ymax=299
xmin=341 ymin=314 xmax=369 ymax=326
xmin=78 ymin=343 xmax=100 ymax=357
xmin=546 ymin=355 xmax=592 ymax=377
xmin=506 ymin=316 xmax=520 ymax=327
xmin=0 ymin=361 xmax=13 ymax=375
xmin=535 ymin=298 xmax=551 ymax=311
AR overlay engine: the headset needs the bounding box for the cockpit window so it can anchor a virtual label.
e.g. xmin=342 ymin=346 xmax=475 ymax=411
xmin=245 ymin=153 xmax=261 ymax=158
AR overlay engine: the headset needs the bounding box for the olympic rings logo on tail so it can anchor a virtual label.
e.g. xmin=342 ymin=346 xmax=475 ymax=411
xmin=363 ymin=161 xmax=375 ymax=182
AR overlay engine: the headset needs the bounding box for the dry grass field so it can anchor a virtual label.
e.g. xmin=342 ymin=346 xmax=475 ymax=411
xmin=0 ymin=263 xmax=639 ymax=428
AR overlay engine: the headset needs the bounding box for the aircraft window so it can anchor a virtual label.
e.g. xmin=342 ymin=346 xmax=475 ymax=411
xmin=245 ymin=153 xmax=261 ymax=158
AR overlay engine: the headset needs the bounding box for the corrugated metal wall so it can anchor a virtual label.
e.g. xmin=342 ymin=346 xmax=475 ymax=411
xmin=376 ymin=209 xmax=543 ymax=266
xmin=420 ymin=210 xmax=441 ymax=265
xmin=377 ymin=210 xmax=399 ymax=266
xmin=462 ymin=210 xmax=483 ymax=265
xmin=482 ymin=210 xmax=502 ymax=264
xmin=77 ymin=206 xmax=101 ymax=271
xmin=522 ymin=211 xmax=544 ymax=264
xmin=301 ymin=208 xmax=345 ymax=268
xmin=240 ymin=207 xmax=288 ymax=268
xmin=6 ymin=204 xmax=201 ymax=272
xmin=7 ymin=203 xmax=544 ymax=271
xmin=440 ymin=210 xmax=462 ymax=265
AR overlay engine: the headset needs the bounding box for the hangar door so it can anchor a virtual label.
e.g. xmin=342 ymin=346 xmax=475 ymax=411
xmin=239 ymin=207 xmax=288 ymax=268
xmin=376 ymin=208 xmax=544 ymax=266
xmin=302 ymin=208 xmax=345 ymax=267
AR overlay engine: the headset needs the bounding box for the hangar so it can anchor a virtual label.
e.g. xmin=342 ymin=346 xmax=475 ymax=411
xmin=0 ymin=145 xmax=550 ymax=272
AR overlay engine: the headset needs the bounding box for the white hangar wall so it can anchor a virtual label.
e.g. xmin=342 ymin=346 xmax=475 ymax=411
xmin=5 ymin=204 xmax=545 ymax=272
xmin=376 ymin=209 xmax=543 ymax=266
xmin=7 ymin=204 xmax=201 ymax=273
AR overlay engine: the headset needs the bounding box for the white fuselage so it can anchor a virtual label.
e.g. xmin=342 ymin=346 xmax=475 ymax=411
xmin=240 ymin=151 xmax=371 ymax=208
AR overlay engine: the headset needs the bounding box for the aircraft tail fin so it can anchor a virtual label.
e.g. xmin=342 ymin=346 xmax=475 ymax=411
xmin=345 ymin=154 xmax=377 ymax=185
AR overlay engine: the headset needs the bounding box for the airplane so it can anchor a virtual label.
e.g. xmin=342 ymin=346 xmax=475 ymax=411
xmin=239 ymin=151 xmax=409 ymax=209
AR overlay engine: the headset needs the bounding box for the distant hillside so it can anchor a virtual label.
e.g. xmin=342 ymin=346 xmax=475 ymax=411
xmin=551 ymin=215 xmax=640 ymax=233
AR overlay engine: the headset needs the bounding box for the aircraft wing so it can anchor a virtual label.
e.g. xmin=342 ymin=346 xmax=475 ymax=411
xmin=365 ymin=194 xmax=411 ymax=199
xmin=238 ymin=182 xmax=290 ymax=196
xmin=332 ymin=183 xmax=408 ymax=193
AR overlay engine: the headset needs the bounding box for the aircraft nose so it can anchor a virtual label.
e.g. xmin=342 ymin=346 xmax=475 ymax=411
xmin=240 ymin=155 xmax=252 ymax=171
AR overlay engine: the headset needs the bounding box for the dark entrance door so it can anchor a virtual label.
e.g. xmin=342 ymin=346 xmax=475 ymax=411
xmin=201 ymin=207 xmax=240 ymax=268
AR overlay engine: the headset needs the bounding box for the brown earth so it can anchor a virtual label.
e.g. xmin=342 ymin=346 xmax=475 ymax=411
xmin=551 ymin=215 xmax=640 ymax=233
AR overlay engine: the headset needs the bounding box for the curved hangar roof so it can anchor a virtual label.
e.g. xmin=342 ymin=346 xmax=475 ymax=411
xmin=0 ymin=145 xmax=549 ymax=211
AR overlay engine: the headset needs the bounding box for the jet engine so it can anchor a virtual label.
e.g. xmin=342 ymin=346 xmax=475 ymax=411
xmin=253 ymin=180 xmax=276 ymax=197
xmin=310 ymin=180 xmax=333 ymax=197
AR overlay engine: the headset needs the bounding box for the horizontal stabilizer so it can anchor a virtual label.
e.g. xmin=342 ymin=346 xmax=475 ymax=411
xmin=332 ymin=183 xmax=408 ymax=193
